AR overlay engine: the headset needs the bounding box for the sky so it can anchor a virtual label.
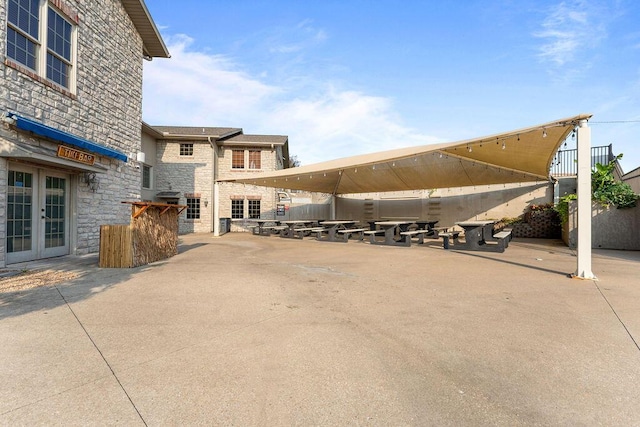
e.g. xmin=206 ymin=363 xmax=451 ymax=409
xmin=142 ymin=0 xmax=640 ymax=172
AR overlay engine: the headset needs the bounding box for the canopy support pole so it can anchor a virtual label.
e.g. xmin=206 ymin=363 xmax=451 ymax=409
xmin=573 ymin=119 xmax=596 ymax=280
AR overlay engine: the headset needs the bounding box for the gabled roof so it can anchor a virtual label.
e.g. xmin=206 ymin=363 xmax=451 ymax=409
xmin=220 ymin=134 xmax=288 ymax=145
xmin=150 ymin=125 xmax=243 ymax=139
xmin=219 ymin=114 xmax=592 ymax=195
xmin=121 ymin=0 xmax=170 ymax=58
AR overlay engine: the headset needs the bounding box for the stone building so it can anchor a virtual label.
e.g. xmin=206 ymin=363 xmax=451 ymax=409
xmin=141 ymin=124 xmax=289 ymax=234
xmin=0 ymin=0 xmax=169 ymax=266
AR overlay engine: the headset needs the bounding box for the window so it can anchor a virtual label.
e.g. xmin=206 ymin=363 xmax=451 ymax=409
xmin=248 ymin=199 xmax=260 ymax=218
xmin=7 ymin=0 xmax=77 ymax=91
xmin=186 ymin=197 xmax=200 ymax=220
xmin=231 ymin=199 xmax=244 ymax=219
xmin=180 ymin=143 xmax=193 ymax=156
xmin=232 ymin=149 xmax=244 ymax=169
xmin=142 ymin=165 xmax=151 ymax=189
xmin=248 ymin=150 xmax=261 ymax=169
xmin=46 ymin=7 xmax=72 ymax=87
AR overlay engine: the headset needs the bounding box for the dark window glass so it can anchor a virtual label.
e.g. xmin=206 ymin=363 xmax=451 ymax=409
xmin=248 ymin=200 xmax=260 ymax=218
xmin=231 ymin=199 xmax=244 ymax=219
xmin=186 ymin=198 xmax=200 ymax=220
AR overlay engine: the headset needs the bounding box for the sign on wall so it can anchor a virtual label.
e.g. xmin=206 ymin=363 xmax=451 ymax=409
xmin=57 ymin=145 xmax=96 ymax=165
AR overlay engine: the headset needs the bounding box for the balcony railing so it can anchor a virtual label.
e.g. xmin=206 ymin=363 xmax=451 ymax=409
xmin=550 ymin=144 xmax=614 ymax=177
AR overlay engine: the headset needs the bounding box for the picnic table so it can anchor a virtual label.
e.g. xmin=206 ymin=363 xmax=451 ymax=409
xmin=317 ymin=220 xmax=358 ymax=242
xmin=366 ymin=221 xmax=414 ymax=246
xmin=454 ymin=220 xmax=510 ymax=252
xmin=414 ymin=220 xmax=439 ymax=231
xmin=278 ymin=220 xmax=319 ymax=239
xmin=247 ymin=219 xmax=283 ymax=236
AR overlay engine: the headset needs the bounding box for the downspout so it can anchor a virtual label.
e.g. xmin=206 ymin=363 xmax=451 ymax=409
xmin=208 ymin=136 xmax=220 ymax=237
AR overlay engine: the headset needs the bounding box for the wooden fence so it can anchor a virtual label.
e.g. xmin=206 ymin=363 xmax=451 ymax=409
xmin=99 ymin=202 xmax=187 ymax=268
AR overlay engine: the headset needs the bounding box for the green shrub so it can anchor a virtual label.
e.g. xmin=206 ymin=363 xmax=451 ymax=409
xmin=555 ymin=154 xmax=639 ymax=223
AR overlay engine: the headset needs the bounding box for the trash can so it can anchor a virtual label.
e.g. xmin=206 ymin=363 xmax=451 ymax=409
xmin=219 ymin=217 xmax=231 ymax=235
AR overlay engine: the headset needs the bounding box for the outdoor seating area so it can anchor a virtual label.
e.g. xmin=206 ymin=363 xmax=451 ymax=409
xmin=241 ymin=218 xmax=512 ymax=252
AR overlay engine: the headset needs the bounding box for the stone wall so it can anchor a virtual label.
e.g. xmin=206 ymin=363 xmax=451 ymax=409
xmin=0 ymin=0 xmax=146 ymax=264
xmin=218 ymin=146 xmax=282 ymax=231
xmin=155 ymin=141 xmax=213 ymax=234
xmin=154 ymin=142 xmax=284 ymax=234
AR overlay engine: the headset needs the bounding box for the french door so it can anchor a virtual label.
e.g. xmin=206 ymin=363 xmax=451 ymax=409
xmin=7 ymin=165 xmax=70 ymax=264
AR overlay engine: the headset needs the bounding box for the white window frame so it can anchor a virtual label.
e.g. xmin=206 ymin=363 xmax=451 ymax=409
xmin=231 ymin=149 xmax=263 ymax=170
xmin=186 ymin=197 xmax=201 ymax=220
xmin=6 ymin=0 xmax=78 ymax=93
xmin=142 ymin=164 xmax=152 ymax=189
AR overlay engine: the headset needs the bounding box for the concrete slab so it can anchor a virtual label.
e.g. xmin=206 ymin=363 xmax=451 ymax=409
xmin=1 ymin=233 xmax=639 ymax=425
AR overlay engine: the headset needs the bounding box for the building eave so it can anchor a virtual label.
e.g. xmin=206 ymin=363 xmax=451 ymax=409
xmin=121 ymin=0 xmax=170 ymax=58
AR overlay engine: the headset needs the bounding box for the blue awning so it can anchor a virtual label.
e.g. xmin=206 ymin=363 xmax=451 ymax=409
xmin=6 ymin=112 xmax=128 ymax=162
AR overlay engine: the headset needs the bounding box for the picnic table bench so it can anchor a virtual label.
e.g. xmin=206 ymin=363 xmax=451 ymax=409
xmin=399 ymin=229 xmax=435 ymax=245
xmin=291 ymin=226 xmax=325 ymax=239
xmin=316 ymin=220 xmax=359 ymax=242
xmin=366 ymin=221 xmax=414 ymax=246
xmin=438 ymin=231 xmax=461 ymax=249
xmin=262 ymin=225 xmax=288 ymax=235
xmin=337 ymin=227 xmax=368 ymax=242
xmin=247 ymin=219 xmax=281 ymax=236
xmin=454 ymin=221 xmax=510 ymax=252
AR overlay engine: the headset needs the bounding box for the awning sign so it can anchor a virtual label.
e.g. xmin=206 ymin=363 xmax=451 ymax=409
xmin=57 ymin=145 xmax=96 ymax=165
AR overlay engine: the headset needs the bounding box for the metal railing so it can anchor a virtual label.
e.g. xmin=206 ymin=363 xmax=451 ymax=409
xmin=550 ymin=144 xmax=614 ymax=177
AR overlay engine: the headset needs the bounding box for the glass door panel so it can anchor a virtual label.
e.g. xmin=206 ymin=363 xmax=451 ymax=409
xmin=41 ymin=174 xmax=69 ymax=258
xmin=7 ymin=170 xmax=34 ymax=252
xmin=6 ymin=169 xmax=36 ymax=263
xmin=45 ymin=176 xmax=66 ymax=248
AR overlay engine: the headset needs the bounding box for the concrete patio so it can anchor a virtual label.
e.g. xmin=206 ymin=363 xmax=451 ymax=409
xmin=1 ymin=233 xmax=639 ymax=425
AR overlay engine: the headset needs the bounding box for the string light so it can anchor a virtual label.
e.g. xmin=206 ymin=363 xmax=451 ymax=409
xmin=542 ymin=129 xmax=547 ymax=138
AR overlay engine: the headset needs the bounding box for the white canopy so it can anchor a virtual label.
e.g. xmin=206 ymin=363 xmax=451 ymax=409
xmin=220 ymin=114 xmax=592 ymax=194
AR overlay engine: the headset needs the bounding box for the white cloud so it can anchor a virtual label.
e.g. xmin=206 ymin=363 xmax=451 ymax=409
xmin=143 ymin=34 xmax=279 ymax=126
xmin=143 ymin=34 xmax=439 ymax=165
xmin=533 ymin=1 xmax=607 ymax=71
xmin=268 ymin=20 xmax=327 ymax=54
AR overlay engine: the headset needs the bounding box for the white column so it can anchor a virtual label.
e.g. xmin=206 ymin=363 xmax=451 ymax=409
xmin=213 ymin=181 xmax=220 ymax=237
xmin=574 ymin=119 xmax=596 ymax=279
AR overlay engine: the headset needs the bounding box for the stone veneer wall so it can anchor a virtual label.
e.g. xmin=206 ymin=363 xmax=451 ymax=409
xmin=0 ymin=0 xmax=145 ymax=264
xmin=154 ymin=140 xmax=213 ymax=234
xmin=154 ymin=142 xmax=283 ymax=234
xmin=217 ymin=146 xmax=281 ymax=232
